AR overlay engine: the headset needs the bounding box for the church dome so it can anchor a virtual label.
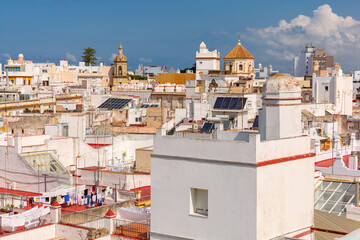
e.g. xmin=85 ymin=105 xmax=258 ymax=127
xmin=114 ymin=45 xmax=127 ymax=62
xmin=263 ymin=74 xmax=300 ymax=94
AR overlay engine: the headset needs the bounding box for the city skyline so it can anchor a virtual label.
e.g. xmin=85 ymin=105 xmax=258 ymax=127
xmin=1 ymin=0 xmax=360 ymax=72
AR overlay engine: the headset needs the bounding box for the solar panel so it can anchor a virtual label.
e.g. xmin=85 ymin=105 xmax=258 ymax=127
xmin=201 ymin=122 xmax=214 ymax=133
xmin=229 ymin=98 xmax=239 ymax=109
xmin=236 ymin=98 xmax=247 ymax=110
xmin=252 ymin=115 xmax=259 ymax=128
xmin=220 ymin=97 xmax=231 ymax=109
xmin=98 ymin=98 xmax=131 ymax=110
xmin=213 ymin=97 xmax=224 ymax=109
xmin=213 ymin=97 xmax=247 ymax=110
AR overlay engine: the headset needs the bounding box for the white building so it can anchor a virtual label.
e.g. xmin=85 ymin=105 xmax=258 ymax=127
xmin=135 ymin=64 xmax=165 ymax=77
xmin=2 ymin=54 xmax=55 ymax=87
xmin=312 ymin=63 xmax=353 ymax=115
xmin=151 ymin=74 xmax=314 ymax=240
xmin=353 ymin=70 xmax=360 ymax=97
xmin=293 ymin=45 xmax=316 ymax=77
xmin=255 ymin=63 xmax=278 ymax=79
xmin=195 ymin=42 xmax=220 ymax=79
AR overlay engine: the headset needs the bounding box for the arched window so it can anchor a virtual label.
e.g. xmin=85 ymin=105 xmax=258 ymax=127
xmin=118 ymin=66 xmax=122 ymax=75
xmin=239 ymin=64 xmax=243 ymax=71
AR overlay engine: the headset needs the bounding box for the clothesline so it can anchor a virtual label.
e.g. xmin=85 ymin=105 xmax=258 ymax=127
xmin=29 ymin=185 xmax=114 ymax=207
xmin=1 ymin=205 xmax=50 ymax=231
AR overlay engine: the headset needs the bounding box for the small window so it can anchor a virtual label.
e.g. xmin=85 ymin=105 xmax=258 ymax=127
xmin=239 ymin=64 xmax=243 ymax=71
xmin=325 ymin=86 xmax=328 ymax=91
xmin=11 ymin=129 xmax=14 ymax=134
xmin=190 ymin=188 xmax=208 ymax=217
xmin=21 ymin=129 xmax=24 ymax=134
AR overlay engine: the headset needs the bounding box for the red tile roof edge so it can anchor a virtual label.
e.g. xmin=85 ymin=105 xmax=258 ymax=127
xmin=0 ymin=188 xmax=42 ymax=197
xmin=257 ymin=153 xmax=316 ymax=167
xmin=51 ymin=200 xmax=61 ymax=208
xmin=130 ymin=186 xmax=151 ymax=191
xmin=104 ymin=209 xmax=116 ymax=218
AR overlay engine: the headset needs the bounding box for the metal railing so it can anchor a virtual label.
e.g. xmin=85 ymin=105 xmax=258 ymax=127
xmin=60 ymin=200 xmax=134 ymax=225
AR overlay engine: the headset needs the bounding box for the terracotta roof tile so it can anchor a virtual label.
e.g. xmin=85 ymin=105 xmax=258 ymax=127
xmin=104 ymin=209 xmax=116 ymax=218
xmin=51 ymin=200 xmax=60 ymax=207
xmin=224 ymin=43 xmax=255 ymax=59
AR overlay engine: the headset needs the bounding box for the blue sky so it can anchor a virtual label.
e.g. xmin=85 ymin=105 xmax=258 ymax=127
xmin=1 ymin=0 xmax=360 ymax=72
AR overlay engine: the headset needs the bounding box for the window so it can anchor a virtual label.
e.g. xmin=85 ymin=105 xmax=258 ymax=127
xmin=23 ymin=79 xmax=26 ymax=85
xmin=325 ymin=86 xmax=328 ymax=91
xmin=135 ymin=117 xmax=142 ymax=122
xmin=239 ymin=64 xmax=243 ymax=71
xmin=190 ymin=188 xmax=208 ymax=217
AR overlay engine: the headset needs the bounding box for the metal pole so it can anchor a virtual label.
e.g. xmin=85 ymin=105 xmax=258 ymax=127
xmin=242 ymin=89 xmax=244 ymax=130
xmin=44 ymin=175 xmax=47 ymax=192
xmin=38 ymin=164 xmax=40 ymax=194
xmin=356 ymin=182 xmax=359 ymax=207
xmin=75 ymin=156 xmax=78 ymax=211
xmin=114 ymin=184 xmax=117 ymax=203
xmin=332 ymin=115 xmax=335 ymax=175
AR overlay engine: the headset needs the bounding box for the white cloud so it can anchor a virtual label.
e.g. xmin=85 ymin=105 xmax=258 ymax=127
xmin=66 ymin=52 xmax=77 ymax=62
xmin=210 ymin=30 xmax=228 ymax=36
xmin=110 ymin=53 xmax=117 ymax=62
xmin=265 ymin=49 xmax=296 ymax=61
xmin=1 ymin=53 xmax=11 ymax=60
xmin=139 ymin=57 xmax=153 ymax=63
xmin=246 ymin=4 xmax=360 ymax=67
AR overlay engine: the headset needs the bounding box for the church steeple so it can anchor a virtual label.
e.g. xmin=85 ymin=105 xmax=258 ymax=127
xmin=114 ymin=43 xmax=127 ymax=62
xmin=118 ymin=44 xmax=123 ymax=55
xmin=113 ymin=43 xmax=129 ymax=86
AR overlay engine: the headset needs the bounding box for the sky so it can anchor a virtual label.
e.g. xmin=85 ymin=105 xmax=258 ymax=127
xmin=1 ymin=0 xmax=360 ymax=72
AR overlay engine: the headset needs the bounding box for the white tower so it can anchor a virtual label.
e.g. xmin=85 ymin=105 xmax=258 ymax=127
xmin=195 ymin=42 xmax=220 ymax=79
xmin=259 ymin=74 xmax=302 ymax=140
xmin=329 ymin=63 xmax=353 ymax=116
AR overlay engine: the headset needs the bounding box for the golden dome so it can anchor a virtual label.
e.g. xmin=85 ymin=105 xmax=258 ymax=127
xmin=114 ymin=45 xmax=127 ymax=62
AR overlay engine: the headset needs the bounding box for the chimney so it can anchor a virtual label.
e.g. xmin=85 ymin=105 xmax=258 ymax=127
xmin=14 ymin=135 xmax=22 ymax=154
